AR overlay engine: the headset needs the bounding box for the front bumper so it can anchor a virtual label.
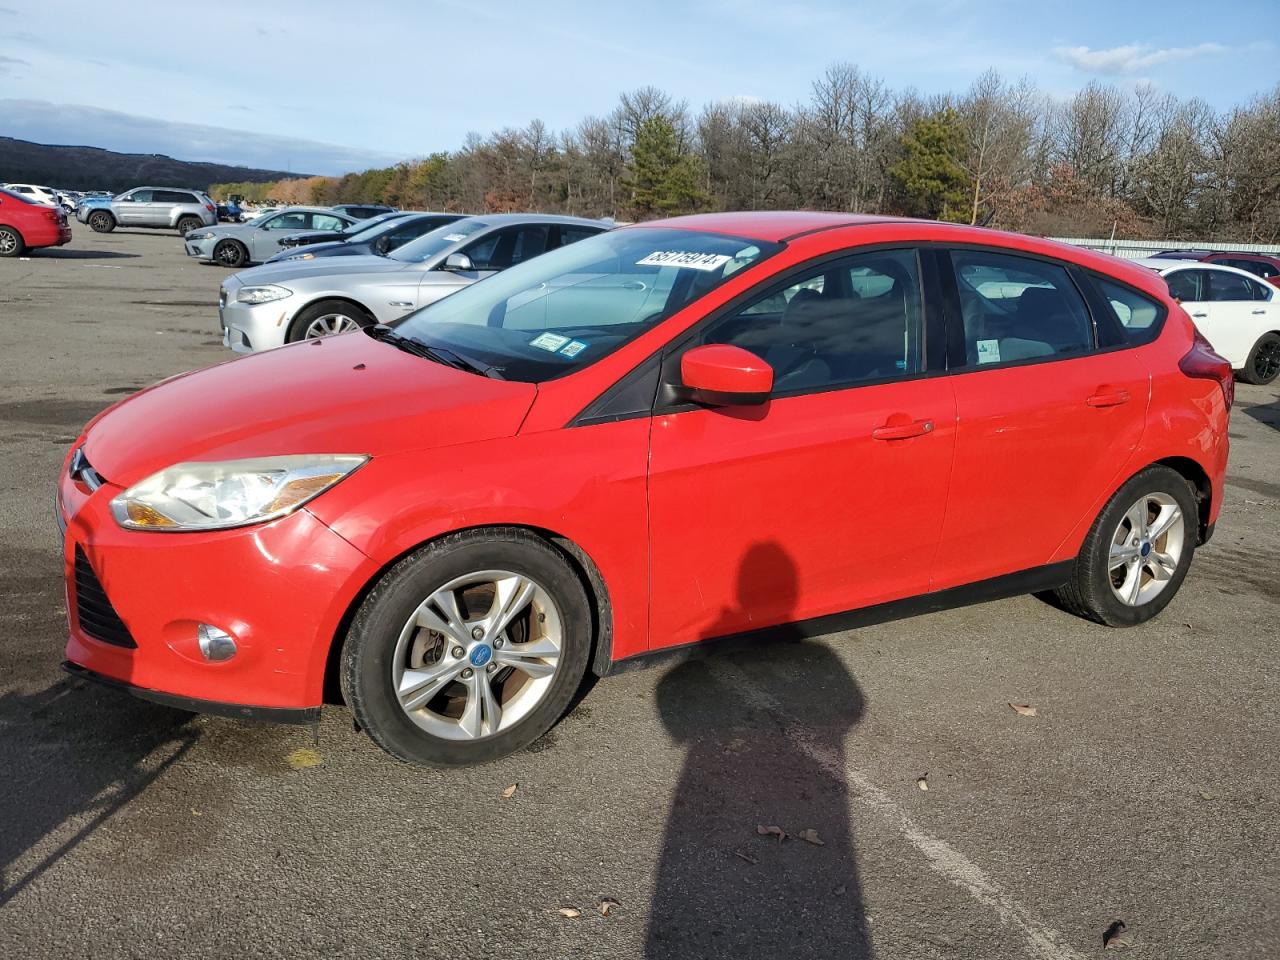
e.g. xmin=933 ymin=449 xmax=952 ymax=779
xmin=58 ymin=457 xmax=377 ymax=716
xmin=219 ymin=286 xmax=298 ymax=354
xmin=185 ymin=235 xmax=218 ymax=260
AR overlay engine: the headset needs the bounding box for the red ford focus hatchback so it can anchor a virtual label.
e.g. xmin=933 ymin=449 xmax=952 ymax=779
xmin=59 ymin=213 xmax=1231 ymax=765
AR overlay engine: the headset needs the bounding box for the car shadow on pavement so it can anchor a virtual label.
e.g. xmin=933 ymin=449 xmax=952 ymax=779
xmin=646 ymin=542 xmax=874 ymax=959
xmin=0 ymin=680 xmax=199 ymax=908
xmin=1241 ymin=398 xmax=1279 ymax=434
xmin=29 ymin=249 xmax=140 ymax=260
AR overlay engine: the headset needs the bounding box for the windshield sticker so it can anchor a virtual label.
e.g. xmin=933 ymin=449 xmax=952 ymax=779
xmin=559 ymin=340 xmax=588 ymax=358
xmin=976 ymin=339 xmax=1001 ymax=364
xmin=530 ymin=332 xmax=571 ymax=352
xmin=443 ymin=233 xmax=468 ymax=242
xmin=636 ymin=251 xmax=733 ymax=271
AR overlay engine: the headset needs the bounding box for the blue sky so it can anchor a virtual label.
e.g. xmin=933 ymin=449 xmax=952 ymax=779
xmin=1 ymin=0 xmax=1275 ymax=176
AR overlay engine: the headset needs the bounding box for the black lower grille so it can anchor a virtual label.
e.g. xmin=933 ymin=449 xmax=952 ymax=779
xmin=73 ymin=547 xmax=136 ymax=648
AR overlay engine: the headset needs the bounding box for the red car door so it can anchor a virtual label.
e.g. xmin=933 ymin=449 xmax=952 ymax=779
xmin=930 ymin=247 xmax=1149 ymax=589
xmin=646 ymin=249 xmax=956 ymax=650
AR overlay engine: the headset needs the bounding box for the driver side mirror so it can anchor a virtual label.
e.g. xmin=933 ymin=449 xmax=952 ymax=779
xmin=680 ymin=344 xmax=773 ymax=406
xmin=442 ymin=252 xmax=474 ymax=272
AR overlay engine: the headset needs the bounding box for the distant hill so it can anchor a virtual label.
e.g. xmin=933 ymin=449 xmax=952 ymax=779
xmin=0 ymin=137 xmax=311 ymax=193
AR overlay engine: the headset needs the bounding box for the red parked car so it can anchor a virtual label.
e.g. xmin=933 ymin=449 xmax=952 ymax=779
xmin=0 ymin=187 xmax=72 ymax=256
xmin=58 ymin=213 xmax=1231 ymax=765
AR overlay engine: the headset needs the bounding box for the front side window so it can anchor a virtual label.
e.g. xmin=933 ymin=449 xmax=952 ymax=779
xmin=951 ymin=250 xmax=1093 ymax=366
xmin=393 ymin=227 xmax=777 ymax=382
xmin=127 ymin=189 xmax=154 ymax=203
xmin=1164 ymin=269 xmax=1206 ymax=303
xmin=696 ymin=249 xmax=924 ymax=394
xmin=265 ymin=211 xmax=308 ymax=231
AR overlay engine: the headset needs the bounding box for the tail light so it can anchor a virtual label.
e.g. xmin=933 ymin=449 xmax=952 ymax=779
xmin=1179 ymin=328 xmax=1234 ymax=409
xmin=205 ymin=203 xmax=216 ymax=213
xmin=43 ymin=206 xmax=59 ymax=221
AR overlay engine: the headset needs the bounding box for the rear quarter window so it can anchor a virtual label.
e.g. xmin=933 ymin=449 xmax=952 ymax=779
xmin=1093 ymin=276 xmax=1166 ymax=347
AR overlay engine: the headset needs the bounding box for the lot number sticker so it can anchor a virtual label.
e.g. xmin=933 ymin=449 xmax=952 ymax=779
xmin=636 ymin=251 xmax=732 ymax=271
xmin=530 ymin=332 xmax=571 ymax=352
xmin=976 ymin=339 xmax=1001 ymax=364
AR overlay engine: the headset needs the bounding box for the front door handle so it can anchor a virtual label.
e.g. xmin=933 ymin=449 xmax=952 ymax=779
xmin=1191 ymin=312 xmax=1208 ymax=318
xmin=872 ymin=416 xmax=934 ymax=440
xmin=1252 ymin=309 xmax=1266 ymax=315
xmin=1086 ymin=389 xmax=1130 ymax=408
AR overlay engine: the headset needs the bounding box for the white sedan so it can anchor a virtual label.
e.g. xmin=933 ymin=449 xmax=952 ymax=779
xmin=1134 ymin=259 xmax=1280 ymax=384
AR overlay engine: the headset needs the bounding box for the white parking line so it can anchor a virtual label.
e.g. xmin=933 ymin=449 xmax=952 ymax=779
xmin=726 ymin=661 xmax=1087 ymax=960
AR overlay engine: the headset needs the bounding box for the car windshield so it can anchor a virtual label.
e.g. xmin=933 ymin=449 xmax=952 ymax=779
xmin=393 ymin=227 xmax=779 ymax=382
xmin=388 ymin=219 xmax=490 ymax=263
xmin=344 ymin=214 xmax=408 ymax=242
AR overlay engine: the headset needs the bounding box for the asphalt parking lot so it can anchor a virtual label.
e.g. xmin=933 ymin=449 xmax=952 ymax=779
xmin=1 ymin=228 xmax=1277 ymax=959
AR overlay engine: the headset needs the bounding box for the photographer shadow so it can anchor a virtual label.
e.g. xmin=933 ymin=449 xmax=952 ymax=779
xmin=646 ymin=542 xmax=874 ymax=959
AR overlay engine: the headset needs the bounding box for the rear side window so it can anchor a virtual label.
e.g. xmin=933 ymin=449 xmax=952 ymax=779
xmin=950 ymin=250 xmax=1094 ymax=366
xmin=556 ymin=225 xmax=603 ymax=248
xmin=154 ymin=190 xmax=195 ymax=203
xmin=1095 ymin=278 xmax=1164 ymax=346
xmin=1208 ymin=270 xmax=1265 ymax=302
xmin=310 ymin=214 xmax=346 ymax=231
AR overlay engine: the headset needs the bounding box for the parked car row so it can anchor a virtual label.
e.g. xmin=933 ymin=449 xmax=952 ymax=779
xmin=1151 ymin=249 xmax=1280 ymax=287
xmin=59 ymin=210 xmax=1235 ymax=766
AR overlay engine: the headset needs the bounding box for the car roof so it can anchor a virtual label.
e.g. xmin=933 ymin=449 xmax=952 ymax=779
xmin=1132 ymin=257 xmax=1268 ymax=282
xmin=636 ymin=211 xmax=903 ymax=243
xmin=463 ymin=213 xmax=610 ymax=228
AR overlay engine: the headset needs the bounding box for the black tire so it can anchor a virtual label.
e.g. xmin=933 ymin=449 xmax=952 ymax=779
xmin=213 ymin=239 xmax=248 ymax=268
xmin=88 ymin=210 xmax=115 ymax=233
xmin=341 ymin=528 xmax=592 ymax=766
xmin=1052 ymin=465 xmax=1198 ymax=627
xmin=286 ymin=298 xmax=374 ymax=342
xmin=1238 ymin=331 xmax=1280 ymax=385
xmin=0 ymin=225 xmax=24 ymax=258
xmin=175 ymin=216 xmax=203 ymax=236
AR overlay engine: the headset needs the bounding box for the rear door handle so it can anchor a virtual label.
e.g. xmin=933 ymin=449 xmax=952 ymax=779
xmin=1191 ymin=312 xmax=1208 ymax=318
xmin=1086 ymin=389 xmax=1130 ymax=408
xmin=1252 ymin=309 xmax=1266 ymax=315
xmin=872 ymin=417 xmax=934 ymax=440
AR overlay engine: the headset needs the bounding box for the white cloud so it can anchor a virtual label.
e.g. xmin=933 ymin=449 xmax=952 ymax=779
xmin=0 ymin=54 xmax=27 ymax=75
xmin=1053 ymin=43 xmax=1228 ymax=75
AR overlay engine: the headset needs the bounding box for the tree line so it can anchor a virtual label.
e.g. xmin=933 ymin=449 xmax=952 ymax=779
xmin=212 ymin=65 xmax=1280 ymax=243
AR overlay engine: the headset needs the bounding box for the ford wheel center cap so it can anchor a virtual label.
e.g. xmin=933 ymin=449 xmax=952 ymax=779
xmin=470 ymin=645 xmax=492 ymax=667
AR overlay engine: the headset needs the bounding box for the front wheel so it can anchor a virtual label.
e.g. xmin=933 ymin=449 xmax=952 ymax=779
xmin=1239 ymin=331 xmax=1280 ymax=385
xmin=1052 ymin=465 xmax=1198 ymax=626
xmin=0 ymin=226 xmax=24 ymax=257
xmin=213 ymin=239 xmax=247 ymax=268
xmin=88 ymin=210 xmax=115 ymax=233
xmin=287 ymin=299 xmax=373 ymax=342
xmin=341 ymin=529 xmax=592 ymax=766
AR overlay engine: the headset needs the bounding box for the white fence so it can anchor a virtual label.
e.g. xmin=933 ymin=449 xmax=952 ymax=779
xmin=1050 ymin=236 xmax=1280 ymax=260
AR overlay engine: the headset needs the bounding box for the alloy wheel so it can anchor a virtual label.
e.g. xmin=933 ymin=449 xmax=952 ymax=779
xmin=1107 ymin=492 xmax=1185 ymax=606
xmin=0 ymin=230 xmax=17 ymax=254
xmin=391 ymin=569 xmax=563 ymax=741
xmin=1255 ymin=339 xmax=1280 ymax=382
xmin=303 ymin=313 xmax=360 ymax=339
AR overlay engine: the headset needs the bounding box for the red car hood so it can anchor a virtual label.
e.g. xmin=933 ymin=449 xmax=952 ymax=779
xmin=82 ymin=333 xmax=537 ymax=488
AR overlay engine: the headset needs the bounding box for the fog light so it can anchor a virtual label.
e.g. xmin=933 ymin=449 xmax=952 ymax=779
xmin=197 ymin=624 xmax=237 ymax=662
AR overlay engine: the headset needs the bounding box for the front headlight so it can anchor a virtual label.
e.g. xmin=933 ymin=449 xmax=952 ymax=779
xmin=110 ymin=455 xmax=367 ymax=531
xmin=238 ymin=284 xmax=292 ymax=304
xmin=187 ymin=232 xmax=215 ymax=241
xmin=285 ymin=253 xmax=315 ymax=261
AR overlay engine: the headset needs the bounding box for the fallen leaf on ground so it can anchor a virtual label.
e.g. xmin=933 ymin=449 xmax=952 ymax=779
xmin=502 ymin=783 xmax=518 ymax=799
xmin=558 ymin=908 xmax=581 ymax=919
xmin=191 ymin=808 xmax=201 ymax=816
xmin=734 ymin=849 xmax=760 ymax=865
xmin=1009 ymin=703 xmax=1038 ymax=717
xmin=285 ymin=747 xmax=323 ymax=770
xmin=599 ymin=898 xmax=620 ymax=917
xmin=798 ymin=829 xmax=825 ymax=846
xmin=756 ymin=824 xmax=787 ymax=842
xmin=1103 ymin=920 xmax=1128 ymax=949
xmin=917 ymin=775 xmax=929 ymax=791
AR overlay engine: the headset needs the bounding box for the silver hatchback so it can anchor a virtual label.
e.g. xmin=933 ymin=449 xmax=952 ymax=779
xmin=218 ymin=214 xmax=609 ymax=354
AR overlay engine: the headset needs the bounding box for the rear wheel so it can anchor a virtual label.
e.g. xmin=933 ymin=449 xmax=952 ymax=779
xmin=88 ymin=210 xmax=115 ymax=233
xmin=175 ymin=215 xmax=202 ymax=236
xmin=213 ymin=239 xmax=247 ymax=268
xmin=341 ymin=528 xmax=592 ymax=766
xmin=0 ymin=226 xmax=24 ymax=257
xmin=1053 ymin=465 xmax=1198 ymax=626
xmin=1239 ymin=331 xmax=1280 ymax=385
xmin=287 ymin=298 xmax=373 ymax=342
